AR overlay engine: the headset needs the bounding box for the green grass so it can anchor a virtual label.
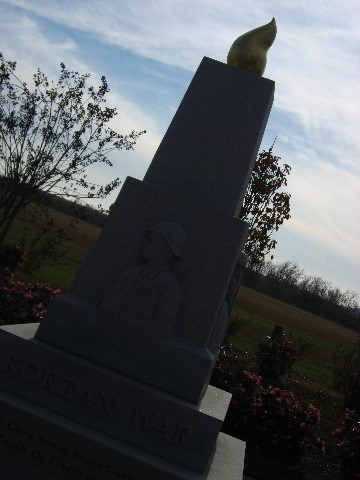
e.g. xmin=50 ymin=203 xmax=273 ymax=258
xmin=5 ymin=206 xmax=101 ymax=288
xmin=229 ymin=286 xmax=357 ymax=391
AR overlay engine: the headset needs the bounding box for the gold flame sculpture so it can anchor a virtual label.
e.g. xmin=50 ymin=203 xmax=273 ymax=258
xmin=227 ymin=18 xmax=277 ymax=76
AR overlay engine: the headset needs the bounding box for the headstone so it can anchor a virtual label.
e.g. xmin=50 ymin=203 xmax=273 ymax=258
xmin=0 ymin=56 xmax=274 ymax=479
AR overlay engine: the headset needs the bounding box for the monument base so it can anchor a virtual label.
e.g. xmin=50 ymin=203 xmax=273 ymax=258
xmin=0 ymin=389 xmax=245 ymax=480
xmin=0 ymin=324 xmax=245 ymax=479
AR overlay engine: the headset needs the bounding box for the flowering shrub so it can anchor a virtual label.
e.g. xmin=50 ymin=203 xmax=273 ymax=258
xmin=250 ymin=387 xmax=325 ymax=458
xmin=0 ymin=243 xmax=61 ymax=324
xmin=0 ymin=278 xmax=62 ymax=324
xmin=332 ymin=409 xmax=360 ymax=479
xmin=255 ymin=336 xmax=299 ymax=379
xmin=212 ymin=346 xmax=325 ymax=459
xmin=231 ymin=370 xmax=263 ymax=423
xmin=212 ymin=344 xmax=243 ymax=391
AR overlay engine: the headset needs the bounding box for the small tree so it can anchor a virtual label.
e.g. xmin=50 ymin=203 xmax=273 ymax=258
xmin=255 ymin=336 xmax=299 ymax=382
xmin=0 ymin=52 xmax=145 ymax=245
xmin=240 ymin=141 xmax=291 ymax=263
xmin=17 ymin=202 xmax=79 ymax=272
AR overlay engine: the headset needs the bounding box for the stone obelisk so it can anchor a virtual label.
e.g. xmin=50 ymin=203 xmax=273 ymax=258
xmin=0 ymin=54 xmax=274 ymax=480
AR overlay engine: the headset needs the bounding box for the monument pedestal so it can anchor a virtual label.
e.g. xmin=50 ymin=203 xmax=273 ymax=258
xmin=0 ymin=324 xmax=245 ymax=480
xmin=35 ymin=176 xmax=249 ymax=403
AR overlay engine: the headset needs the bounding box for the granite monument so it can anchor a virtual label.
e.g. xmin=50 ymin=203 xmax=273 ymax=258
xmin=0 ymin=52 xmax=275 ymax=479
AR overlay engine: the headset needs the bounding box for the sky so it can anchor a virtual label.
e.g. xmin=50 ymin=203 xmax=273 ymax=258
xmin=0 ymin=0 xmax=359 ymax=296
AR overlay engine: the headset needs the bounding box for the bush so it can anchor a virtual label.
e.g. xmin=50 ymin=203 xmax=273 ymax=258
xmin=212 ymin=345 xmax=325 ymax=460
xmin=255 ymin=336 xmax=299 ymax=380
xmin=0 ymin=278 xmax=62 ymax=324
xmin=232 ymin=370 xmax=263 ymax=423
xmin=250 ymin=386 xmax=325 ymax=458
xmin=212 ymin=344 xmax=242 ymax=391
xmin=229 ymin=380 xmax=325 ymax=459
xmin=0 ymin=243 xmax=61 ymax=324
xmin=332 ymin=409 xmax=360 ymax=479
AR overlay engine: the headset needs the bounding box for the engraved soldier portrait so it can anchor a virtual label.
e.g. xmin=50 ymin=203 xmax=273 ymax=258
xmin=100 ymin=221 xmax=188 ymax=342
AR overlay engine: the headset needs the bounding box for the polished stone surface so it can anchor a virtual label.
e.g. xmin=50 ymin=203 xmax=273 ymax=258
xmin=0 ymin=388 xmax=245 ymax=480
xmin=0 ymin=325 xmax=230 ymax=472
xmin=36 ymin=178 xmax=248 ymax=403
xmin=144 ymin=56 xmax=274 ymax=217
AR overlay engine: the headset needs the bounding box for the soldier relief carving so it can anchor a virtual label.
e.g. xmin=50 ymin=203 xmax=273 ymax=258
xmin=100 ymin=222 xmax=188 ymax=344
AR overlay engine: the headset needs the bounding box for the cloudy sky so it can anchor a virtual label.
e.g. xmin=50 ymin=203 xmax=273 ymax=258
xmin=0 ymin=0 xmax=359 ymax=295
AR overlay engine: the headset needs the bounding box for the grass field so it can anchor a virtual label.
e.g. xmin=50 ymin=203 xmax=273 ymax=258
xmin=5 ymin=206 xmax=102 ymax=287
xmin=230 ymin=287 xmax=357 ymax=389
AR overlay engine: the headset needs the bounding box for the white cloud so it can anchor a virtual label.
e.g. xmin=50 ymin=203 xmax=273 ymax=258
xmin=5 ymin=1 xmax=359 ymax=162
xmin=1 ymin=0 xmax=359 ymax=291
xmin=270 ymin=133 xmax=360 ymax=278
xmin=0 ymin=5 xmax=162 ymax=204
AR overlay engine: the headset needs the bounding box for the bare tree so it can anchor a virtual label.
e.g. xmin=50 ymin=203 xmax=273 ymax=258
xmin=0 ymin=52 xmax=145 ymax=245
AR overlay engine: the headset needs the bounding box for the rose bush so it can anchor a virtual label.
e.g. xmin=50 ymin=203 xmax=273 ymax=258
xmin=212 ymin=344 xmax=325 ymax=460
xmin=0 ymin=244 xmax=62 ymax=324
xmin=211 ymin=344 xmax=243 ymax=391
xmin=255 ymin=336 xmax=299 ymax=381
xmin=0 ymin=278 xmax=62 ymax=324
xmin=250 ymin=386 xmax=325 ymax=458
xmin=231 ymin=370 xmax=263 ymax=425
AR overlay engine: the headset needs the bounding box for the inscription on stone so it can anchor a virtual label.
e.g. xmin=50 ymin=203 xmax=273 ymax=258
xmin=132 ymin=407 xmax=192 ymax=447
xmin=0 ymin=414 xmax=136 ymax=480
xmin=0 ymin=351 xmax=119 ymax=416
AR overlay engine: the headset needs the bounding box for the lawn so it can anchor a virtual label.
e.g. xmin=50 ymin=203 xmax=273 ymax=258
xmin=4 ymin=206 xmax=101 ymax=287
xmin=230 ymin=287 xmax=357 ymax=389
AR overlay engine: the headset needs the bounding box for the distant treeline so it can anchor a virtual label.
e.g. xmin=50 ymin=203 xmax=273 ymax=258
xmin=38 ymin=193 xmax=108 ymax=228
xmin=243 ymin=260 xmax=359 ymax=332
